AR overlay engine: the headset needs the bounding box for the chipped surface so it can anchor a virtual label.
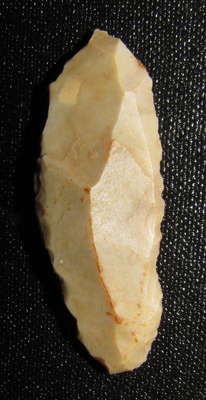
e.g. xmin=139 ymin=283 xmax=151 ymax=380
xmin=36 ymin=30 xmax=164 ymax=373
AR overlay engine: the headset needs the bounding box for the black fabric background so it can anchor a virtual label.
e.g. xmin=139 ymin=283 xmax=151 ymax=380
xmin=1 ymin=1 xmax=205 ymax=399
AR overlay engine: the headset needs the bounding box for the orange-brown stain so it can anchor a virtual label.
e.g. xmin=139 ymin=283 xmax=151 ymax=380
xmin=39 ymin=204 xmax=47 ymax=216
xmin=136 ymin=59 xmax=145 ymax=69
xmin=95 ymin=357 xmax=106 ymax=367
xmin=88 ymin=202 xmax=123 ymax=325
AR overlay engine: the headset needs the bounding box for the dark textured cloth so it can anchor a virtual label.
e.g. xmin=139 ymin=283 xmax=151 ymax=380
xmin=1 ymin=1 xmax=205 ymax=399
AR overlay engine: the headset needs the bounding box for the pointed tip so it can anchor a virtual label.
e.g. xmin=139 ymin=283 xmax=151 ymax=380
xmin=89 ymin=29 xmax=119 ymax=51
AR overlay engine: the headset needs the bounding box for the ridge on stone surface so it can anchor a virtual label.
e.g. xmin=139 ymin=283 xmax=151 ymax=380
xmin=36 ymin=29 xmax=164 ymax=374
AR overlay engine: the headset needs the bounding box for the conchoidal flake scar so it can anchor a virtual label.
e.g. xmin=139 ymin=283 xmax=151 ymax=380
xmin=36 ymin=30 xmax=164 ymax=374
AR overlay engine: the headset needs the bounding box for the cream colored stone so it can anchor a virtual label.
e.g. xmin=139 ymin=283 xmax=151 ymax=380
xmin=36 ymin=29 xmax=164 ymax=374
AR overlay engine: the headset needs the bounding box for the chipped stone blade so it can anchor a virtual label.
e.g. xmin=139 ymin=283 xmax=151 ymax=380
xmin=36 ymin=29 xmax=164 ymax=374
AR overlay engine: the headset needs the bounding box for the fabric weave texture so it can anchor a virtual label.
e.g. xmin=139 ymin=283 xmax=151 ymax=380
xmin=1 ymin=1 xmax=205 ymax=399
